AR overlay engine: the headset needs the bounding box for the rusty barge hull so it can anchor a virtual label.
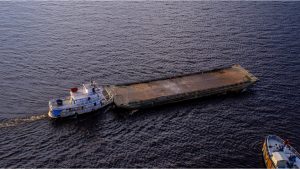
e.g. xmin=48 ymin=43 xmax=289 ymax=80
xmin=105 ymin=65 xmax=258 ymax=110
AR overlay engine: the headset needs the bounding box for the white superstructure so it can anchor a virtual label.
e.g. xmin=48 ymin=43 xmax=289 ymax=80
xmin=48 ymin=81 xmax=113 ymax=118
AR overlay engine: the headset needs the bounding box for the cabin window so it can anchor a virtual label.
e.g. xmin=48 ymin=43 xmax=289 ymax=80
xmin=277 ymin=163 xmax=285 ymax=168
xmin=94 ymin=103 xmax=96 ymax=106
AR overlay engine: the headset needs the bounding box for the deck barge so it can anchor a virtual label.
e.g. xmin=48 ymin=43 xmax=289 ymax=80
xmin=105 ymin=64 xmax=258 ymax=109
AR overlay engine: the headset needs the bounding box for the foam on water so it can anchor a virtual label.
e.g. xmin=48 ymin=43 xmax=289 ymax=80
xmin=0 ymin=114 xmax=48 ymax=128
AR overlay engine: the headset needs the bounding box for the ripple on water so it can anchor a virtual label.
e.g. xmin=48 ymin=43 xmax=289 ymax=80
xmin=0 ymin=1 xmax=300 ymax=168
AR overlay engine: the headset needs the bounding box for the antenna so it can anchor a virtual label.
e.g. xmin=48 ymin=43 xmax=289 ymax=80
xmin=90 ymin=78 xmax=96 ymax=87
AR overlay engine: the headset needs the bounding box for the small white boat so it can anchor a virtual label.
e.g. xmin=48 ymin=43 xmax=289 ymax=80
xmin=262 ymin=135 xmax=300 ymax=169
xmin=48 ymin=81 xmax=113 ymax=119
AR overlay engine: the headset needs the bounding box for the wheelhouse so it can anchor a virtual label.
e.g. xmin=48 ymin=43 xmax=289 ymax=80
xmin=48 ymin=81 xmax=107 ymax=118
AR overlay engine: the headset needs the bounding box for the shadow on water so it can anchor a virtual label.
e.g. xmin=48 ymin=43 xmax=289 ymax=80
xmin=49 ymin=111 xmax=101 ymax=128
xmin=48 ymin=106 xmax=114 ymax=132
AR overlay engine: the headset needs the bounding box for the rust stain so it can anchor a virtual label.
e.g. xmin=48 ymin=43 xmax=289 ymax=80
xmin=107 ymin=65 xmax=257 ymax=109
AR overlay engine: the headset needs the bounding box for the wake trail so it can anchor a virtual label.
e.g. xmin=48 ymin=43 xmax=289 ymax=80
xmin=0 ymin=114 xmax=48 ymax=128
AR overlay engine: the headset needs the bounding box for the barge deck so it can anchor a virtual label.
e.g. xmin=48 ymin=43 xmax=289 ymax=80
xmin=105 ymin=64 xmax=258 ymax=109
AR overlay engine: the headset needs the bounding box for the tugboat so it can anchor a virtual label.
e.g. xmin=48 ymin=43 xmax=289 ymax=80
xmin=48 ymin=81 xmax=113 ymax=119
xmin=262 ymin=135 xmax=300 ymax=169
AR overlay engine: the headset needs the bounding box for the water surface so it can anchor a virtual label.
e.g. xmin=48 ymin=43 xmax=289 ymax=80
xmin=0 ymin=1 xmax=299 ymax=167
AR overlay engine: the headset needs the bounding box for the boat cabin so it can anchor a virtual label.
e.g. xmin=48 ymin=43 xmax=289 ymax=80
xmin=48 ymin=81 xmax=113 ymax=119
xmin=271 ymin=152 xmax=288 ymax=168
xmin=70 ymin=83 xmax=100 ymax=105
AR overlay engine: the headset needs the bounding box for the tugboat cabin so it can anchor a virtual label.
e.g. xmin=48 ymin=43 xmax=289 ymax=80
xmin=48 ymin=82 xmax=105 ymax=118
xmin=70 ymin=84 xmax=101 ymax=107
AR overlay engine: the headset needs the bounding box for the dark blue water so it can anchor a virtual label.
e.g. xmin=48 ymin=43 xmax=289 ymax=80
xmin=0 ymin=1 xmax=299 ymax=167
